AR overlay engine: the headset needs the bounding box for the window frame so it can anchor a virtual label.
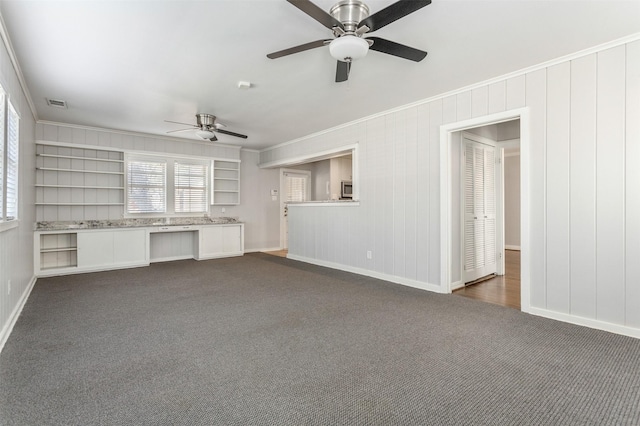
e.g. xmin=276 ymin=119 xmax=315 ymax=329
xmin=124 ymin=153 xmax=210 ymax=218
xmin=0 ymin=84 xmax=20 ymax=231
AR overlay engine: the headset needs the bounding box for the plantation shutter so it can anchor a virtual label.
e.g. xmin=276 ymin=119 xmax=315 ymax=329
xmin=5 ymin=102 xmax=18 ymax=220
xmin=175 ymin=161 xmax=208 ymax=213
xmin=464 ymin=139 xmax=496 ymax=283
xmin=127 ymin=159 xmax=166 ymax=213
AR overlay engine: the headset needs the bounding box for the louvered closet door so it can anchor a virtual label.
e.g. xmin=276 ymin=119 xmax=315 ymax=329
xmin=463 ymin=139 xmax=497 ymax=283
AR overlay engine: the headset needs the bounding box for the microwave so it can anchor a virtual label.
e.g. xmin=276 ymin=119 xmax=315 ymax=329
xmin=341 ymin=181 xmax=353 ymax=199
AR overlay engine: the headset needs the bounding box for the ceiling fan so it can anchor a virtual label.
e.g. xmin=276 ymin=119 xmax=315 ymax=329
xmin=165 ymin=113 xmax=248 ymax=142
xmin=267 ymin=0 xmax=430 ymax=82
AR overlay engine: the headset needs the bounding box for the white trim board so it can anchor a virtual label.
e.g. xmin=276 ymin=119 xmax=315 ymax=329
xmin=440 ymin=108 xmax=531 ymax=313
xmin=287 ymin=254 xmax=446 ymax=295
xmin=0 ymin=275 xmax=37 ymax=354
xmin=528 ymin=307 xmax=640 ymax=340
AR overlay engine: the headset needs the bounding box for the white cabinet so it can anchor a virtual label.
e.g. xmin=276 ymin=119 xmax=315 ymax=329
xmin=35 ymin=223 xmax=243 ymax=276
xmin=36 ymin=228 xmax=148 ymax=276
xmin=77 ymin=231 xmax=114 ymax=268
xmin=77 ymin=229 xmax=148 ymax=270
xmin=198 ymin=224 xmax=244 ymax=260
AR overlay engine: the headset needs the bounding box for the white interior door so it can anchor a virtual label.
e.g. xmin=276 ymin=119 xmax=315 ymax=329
xmin=463 ymin=138 xmax=497 ymax=283
xmin=280 ymin=170 xmax=310 ymax=249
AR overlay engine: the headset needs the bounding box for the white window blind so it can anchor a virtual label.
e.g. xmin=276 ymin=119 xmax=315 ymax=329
xmin=127 ymin=159 xmax=166 ymax=213
xmin=175 ymin=161 xmax=207 ymax=213
xmin=284 ymin=172 xmax=309 ymax=202
xmin=5 ymin=102 xmax=19 ymax=220
xmin=0 ymin=90 xmax=4 ymax=220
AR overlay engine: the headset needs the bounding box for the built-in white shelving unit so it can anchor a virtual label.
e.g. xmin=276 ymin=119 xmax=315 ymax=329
xmin=36 ymin=143 xmax=125 ymax=221
xmin=39 ymin=232 xmax=78 ymax=270
xmin=212 ymin=160 xmax=240 ymax=205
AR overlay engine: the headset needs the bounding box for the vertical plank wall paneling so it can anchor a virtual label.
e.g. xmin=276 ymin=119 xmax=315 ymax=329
xmin=404 ymin=108 xmax=419 ymax=281
xmin=0 ymin=35 xmax=37 ymax=350
xmin=393 ymin=110 xmax=407 ymax=278
xmin=626 ymin=40 xmax=640 ymax=328
xmin=266 ymin=37 xmax=640 ymax=333
xmin=415 ymin=104 xmax=430 ymax=283
xmin=488 ymin=81 xmax=507 ymax=114
xmin=525 ymin=68 xmax=547 ymax=308
xmin=428 ymin=100 xmax=443 ymax=286
xmin=596 ymin=46 xmax=626 ymax=325
xmin=506 ymin=75 xmax=526 ymax=110
xmin=569 ymin=54 xmax=597 ymax=318
xmin=545 ymin=62 xmax=571 ymax=313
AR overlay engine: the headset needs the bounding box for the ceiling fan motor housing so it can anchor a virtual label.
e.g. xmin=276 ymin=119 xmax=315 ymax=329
xmin=330 ymin=0 xmax=369 ymax=32
xmin=196 ymin=113 xmax=216 ymax=128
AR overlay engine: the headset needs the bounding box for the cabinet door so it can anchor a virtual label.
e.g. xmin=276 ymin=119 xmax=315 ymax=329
xmin=199 ymin=226 xmax=225 ymax=258
xmin=222 ymin=226 xmax=241 ymax=253
xmin=77 ymin=231 xmax=114 ymax=268
xmin=113 ymin=229 xmax=148 ymax=265
xmin=198 ymin=225 xmax=243 ymax=259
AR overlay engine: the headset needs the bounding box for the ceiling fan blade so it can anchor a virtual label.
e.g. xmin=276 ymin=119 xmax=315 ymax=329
xmin=286 ymin=0 xmax=345 ymax=30
xmin=164 ymin=119 xmax=196 ymax=127
xmin=267 ymin=39 xmax=331 ymax=59
xmin=367 ymin=37 xmax=427 ymax=62
xmin=335 ymin=60 xmax=351 ymax=83
xmin=358 ymin=0 xmax=431 ymax=32
xmin=214 ymin=128 xmax=248 ymax=139
xmin=166 ymin=128 xmax=196 ymax=134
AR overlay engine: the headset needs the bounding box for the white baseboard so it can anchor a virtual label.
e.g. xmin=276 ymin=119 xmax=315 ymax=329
xmin=245 ymin=247 xmax=283 ymax=254
xmin=286 ymin=254 xmax=446 ymax=294
xmin=528 ymin=307 xmax=640 ymax=339
xmin=0 ymin=275 xmax=37 ymax=354
xmin=505 ymin=245 xmax=521 ymax=251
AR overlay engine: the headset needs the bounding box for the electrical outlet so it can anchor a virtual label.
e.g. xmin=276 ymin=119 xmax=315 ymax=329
xmin=221 ymin=207 xmax=226 ymax=213
xmin=7 ymin=280 xmax=11 ymax=295
xmin=366 ymin=251 xmax=372 ymax=260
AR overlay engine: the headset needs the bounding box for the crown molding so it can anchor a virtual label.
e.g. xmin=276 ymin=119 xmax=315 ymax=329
xmin=260 ymin=32 xmax=640 ymax=154
xmin=0 ymin=11 xmax=38 ymax=121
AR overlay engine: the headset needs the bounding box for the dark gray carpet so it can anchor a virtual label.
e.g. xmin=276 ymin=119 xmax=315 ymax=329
xmin=1 ymin=253 xmax=639 ymax=425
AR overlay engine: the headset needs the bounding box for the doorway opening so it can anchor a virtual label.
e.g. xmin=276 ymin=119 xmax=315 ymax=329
xmin=439 ymin=108 xmax=530 ymax=312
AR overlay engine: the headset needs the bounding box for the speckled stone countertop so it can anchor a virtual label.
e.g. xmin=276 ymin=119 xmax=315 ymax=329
xmin=35 ymin=217 xmax=240 ymax=231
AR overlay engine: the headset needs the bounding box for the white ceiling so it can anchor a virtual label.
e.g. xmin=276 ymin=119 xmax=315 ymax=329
xmin=1 ymin=0 xmax=639 ymax=150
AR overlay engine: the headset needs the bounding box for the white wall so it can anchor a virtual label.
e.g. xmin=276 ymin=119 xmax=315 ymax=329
xmin=221 ymin=149 xmax=281 ymax=251
xmin=0 ymin=31 xmax=36 ymax=350
xmin=262 ymin=38 xmax=640 ymax=336
xmin=35 ymin=123 xmax=281 ymax=252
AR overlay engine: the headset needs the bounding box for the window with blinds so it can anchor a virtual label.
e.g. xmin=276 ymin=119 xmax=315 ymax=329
xmin=5 ymin=102 xmax=19 ymax=220
xmin=285 ymin=173 xmax=309 ymax=202
xmin=127 ymin=159 xmax=167 ymax=214
xmin=175 ymin=161 xmax=208 ymax=213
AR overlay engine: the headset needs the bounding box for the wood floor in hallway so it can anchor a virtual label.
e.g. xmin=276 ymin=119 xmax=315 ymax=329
xmin=454 ymin=250 xmax=521 ymax=310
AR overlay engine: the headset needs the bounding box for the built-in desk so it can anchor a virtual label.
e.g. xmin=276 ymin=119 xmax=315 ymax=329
xmin=34 ymin=221 xmax=244 ymax=277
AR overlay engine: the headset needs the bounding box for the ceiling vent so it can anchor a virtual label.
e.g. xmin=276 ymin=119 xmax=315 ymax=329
xmin=46 ymin=98 xmax=67 ymax=109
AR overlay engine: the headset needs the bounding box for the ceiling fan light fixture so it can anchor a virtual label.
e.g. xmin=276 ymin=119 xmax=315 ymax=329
xmin=195 ymin=129 xmax=215 ymax=140
xmin=329 ymin=35 xmax=369 ymax=62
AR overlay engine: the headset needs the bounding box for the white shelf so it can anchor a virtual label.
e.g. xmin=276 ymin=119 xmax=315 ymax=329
xmin=37 ymin=154 xmax=124 ymax=163
xmin=212 ymin=160 xmax=240 ymax=205
xmin=36 ymin=203 xmax=124 ymax=206
xmin=40 ymin=247 xmax=78 ymax=253
xmin=36 ymin=167 xmax=124 ymax=175
xmin=35 ymin=185 xmax=124 ymax=189
xmin=36 ymin=144 xmax=126 ymax=221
